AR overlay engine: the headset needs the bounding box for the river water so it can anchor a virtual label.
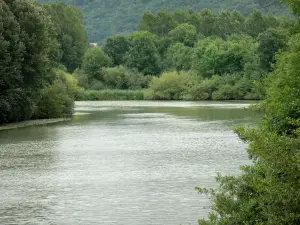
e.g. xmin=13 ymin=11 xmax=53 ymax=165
xmin=0 ymin=101 xmax=258 ymax=225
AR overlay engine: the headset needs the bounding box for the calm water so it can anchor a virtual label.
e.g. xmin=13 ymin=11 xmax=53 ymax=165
xmin=0 ymin=101 xmax=258 ymax=225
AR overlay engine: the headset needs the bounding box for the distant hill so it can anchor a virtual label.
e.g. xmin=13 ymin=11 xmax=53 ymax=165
xmin=38 ymin=0 xmax=288 ymax=42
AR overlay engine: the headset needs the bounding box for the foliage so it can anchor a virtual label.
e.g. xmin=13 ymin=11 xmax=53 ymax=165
xmin=263 ymin=34 xmax=300 ymax=134
xmin=102 ymin=35 xmax=130 ymax=66
xmin=103 ymin=66 xmax=152 ymax=90
xmin=0 ymin=0 xmax=88 ymax=124
xmin=42 ymin=3 xmax=88 ymax=72
xmin=38 ymin=0 xmax=288 ymax=43
xmin=147 ymin=71 xmax=189 ymax=100
xmin=168 ymin=23 xmax=198 ymax=47
xmin=146 ymin=71 xmax=261 ymax=101
xmin=34 ymin=70 xmax=76 ymax=119
xmin=192 ymin=35 xmax=259 ymax=78
xmin=77 ymin=89 xmax=144 ymax=101
xmin=82 ymin=47 xmax=112 ymax=82
xmin=258 ymin=28 xmax=288 ymax=71
xmin=0 ymin=0 xmax=53 ymax=124
xmin=197 ymin=2 xmax=300 ymax=224
xmin=125 ymin=31 xmax=162 ymax=75
xmin=165 ymin=43 xmax=194 ymax=71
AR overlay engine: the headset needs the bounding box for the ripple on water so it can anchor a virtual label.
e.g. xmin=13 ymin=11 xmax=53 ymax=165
xmin=0 ymin=101 xmax=255 ymax=225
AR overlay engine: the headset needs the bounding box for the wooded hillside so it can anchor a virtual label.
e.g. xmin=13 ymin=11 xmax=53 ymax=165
xmin=38 ymin=0 xmax=288 ymax=42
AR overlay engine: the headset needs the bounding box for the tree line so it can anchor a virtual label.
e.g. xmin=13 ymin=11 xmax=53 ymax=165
xmin=0 ymin=0 xmax=88 ymax=124
xmin=74 ymin=8 xmax=292 ymax=101
xmin=38 ymin=0 xmax=288 ymax=43
xmin=0 ymin=1 xmax=295 ymax=121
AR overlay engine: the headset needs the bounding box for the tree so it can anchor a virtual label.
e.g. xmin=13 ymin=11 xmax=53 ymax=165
xmin=125 ymin=31 xmax=161 ymax=75
xmin=198 ymin=9 xmax=218 ymax=37
xmin=166 ymin=43 xmax=193 ymax=71
xmin=102 ymin=35 xmax=130 ymax=66
xmin=82 ymin=47 xmax=112 ymax=82
xmin=245 ymin=10 xmax=268 ymax=37
xmin=197 ymin=16 xmax=300 ymax=225
xmin=137 ymin=9 xmax=176 ymax=36
xmin=258 ymin=28 xmax=288 ymax=71
xmin=42 ymin=2 xmax=88 ymax=72
xmin=192 ymin=35 xmax=258 ymax=77
xmin=0 ymin=0 xmax=23 ymax=92
xmin=1 ymin=0 xmax=55 ymax=124
xmin=168 ymin=23 xmax=197 ymax=47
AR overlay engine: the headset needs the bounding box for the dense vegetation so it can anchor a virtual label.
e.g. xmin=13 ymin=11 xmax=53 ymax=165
xmin=0 ymin=0 xmax=294 ymax=124
xmin=197 ymin=0 xmax=300 ymax=224
xmin=0 ymin=0 xmax=87 ymax=124
xmin=72 ymin=8 xmax=292 ymax=101
xmin=38 ymin=0 xmax=287 ymax=43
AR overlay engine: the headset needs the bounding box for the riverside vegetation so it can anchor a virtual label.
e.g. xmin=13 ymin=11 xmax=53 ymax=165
xmin=196 ymin=0 xmax=300 ymax=224
xmin=75 ymin=8 xmax=291 ymax=101
xmin=0 ymin=0 xmax=295 ymax=119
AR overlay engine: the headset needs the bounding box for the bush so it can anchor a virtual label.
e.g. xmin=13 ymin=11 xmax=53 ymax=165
xmin=147 ymin=71 xmax=188 ymax=100
xmin=34 ymin=79 xmax=74 ymax=119
xmin=73 ymin=69 xmax=89 ymax=89
xmin=103 ymin=66 xmax=152 ymax=90
xmin=34 ymin=69 xmax=79 ymax=119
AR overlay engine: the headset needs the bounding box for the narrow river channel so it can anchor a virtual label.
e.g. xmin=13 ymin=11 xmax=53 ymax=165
xmin=0 ymin=101 xmax=258 ymax=225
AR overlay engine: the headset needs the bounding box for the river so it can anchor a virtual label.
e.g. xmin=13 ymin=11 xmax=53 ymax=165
xmin=0 ymin=101 xmax=258 ymax=225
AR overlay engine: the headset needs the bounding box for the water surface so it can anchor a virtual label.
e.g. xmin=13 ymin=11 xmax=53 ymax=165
xmin=0 ymin=101 xmax=258 ymax=225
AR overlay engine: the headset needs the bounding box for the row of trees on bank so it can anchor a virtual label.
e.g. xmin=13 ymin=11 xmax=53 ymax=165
xmin=74 ymin=9 xmax=291 ymax=100
xmin=0 ymin=1 xmax=88 ymax=124
xmin=0 ymin=1 xmax=294 ymax=124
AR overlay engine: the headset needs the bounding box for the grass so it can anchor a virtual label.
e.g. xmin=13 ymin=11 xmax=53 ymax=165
xmin=76 ymin=89 xmax=145 ymax=101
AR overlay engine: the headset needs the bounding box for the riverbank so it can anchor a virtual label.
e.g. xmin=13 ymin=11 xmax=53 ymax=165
xmin=0 ymin=118 xmax=71 ymax=131
xmin=76 ymin=89 xmax=262 ymax=101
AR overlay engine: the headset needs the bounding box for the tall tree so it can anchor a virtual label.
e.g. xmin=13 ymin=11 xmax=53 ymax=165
xmin=125 ymin=31 xmax=161 ymax=75
xmin=1 ymin=0 xmax=54 ymax=123
xmin=102 ymin=35 xmax=130 ymax=66
xmin=42 ymin=2 xmax=88 ymax=72
xmin=168 ymin=23 xmax=197 ymax=47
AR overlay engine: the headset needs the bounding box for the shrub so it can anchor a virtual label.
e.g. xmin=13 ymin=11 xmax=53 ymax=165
xmin=148 ymin=71 xmax=189 ymax=100
xmin=34 ymin=79 xmax=73 ymax=118
xmin=34 ymin=69 xmax=78 ymax=119
xmin=103 ymin=66 xmax=152 ymax=90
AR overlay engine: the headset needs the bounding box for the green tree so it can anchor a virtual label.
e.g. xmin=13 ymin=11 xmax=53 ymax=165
xmin=0 ymin=0 xmax=55 ymax=124
xmin=258 ymin=28 xmax=288 ymax=71
xmin=82 ymin=47 xmax=112 ymax=82
xmin=125 ymin=31 xmax=161 ymax=75
xmin=198 ymin=9 xmax=218 ymax=37
xmin=168 ymin=23 xmax=197 ymax=47
xmin=34 ymin=70 xmax=75 ymax=119
xmin=166 ymin=43 xmax=193 ymax=71
xmin=42 ymin=2 xmax=88 ymax=72
xmin=148 ymin=71 xmax=188 ymax=100
xmin=245 ymin=10 xmax=268 ymax=37
xmin=137 ymin=9 xmax=176 ymax=36
xmin=192 ymin=35 xmax=258 ymax=77
xmin=197 ymin=9 xmax=300 ymax=225
xmin=102 ymin=35 xmax=130 ymax=66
